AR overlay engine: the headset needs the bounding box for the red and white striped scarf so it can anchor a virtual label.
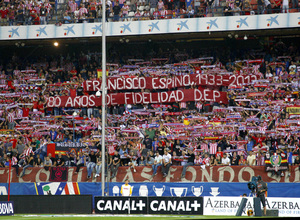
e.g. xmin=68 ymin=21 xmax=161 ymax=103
xmin=200 ymin=143 xmax=208 ymax=152
xmin=209 ymin=142 xmax=218 ymax=155
xmin=8 ymin=112 xmax=15 ymax=123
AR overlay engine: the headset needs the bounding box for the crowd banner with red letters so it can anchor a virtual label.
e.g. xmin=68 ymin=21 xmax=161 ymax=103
xmin=47 ymin=89 xmax=229 ymax=107
xmin=0 ymin=165 xmax=299 ymax=183
xmin=49 ymin=167 xmax=68 ymax=182
xmin=83 ymin=74 xmax=259 ymax=92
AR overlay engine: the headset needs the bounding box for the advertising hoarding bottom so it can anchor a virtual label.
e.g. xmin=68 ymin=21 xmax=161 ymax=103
xmin=94 ymin=197 xmax=203 ymax=215
xmin=203 ymin=196 xmax=300 ymax=217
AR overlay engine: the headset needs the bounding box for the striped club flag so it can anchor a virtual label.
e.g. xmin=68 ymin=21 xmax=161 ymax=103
xmin=35 ymin=182 xmax=80 ymax=195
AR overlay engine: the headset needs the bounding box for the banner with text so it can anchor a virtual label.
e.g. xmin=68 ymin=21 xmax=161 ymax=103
xmin=1 ymin=166 xmax=299 ymax=183
xmin=83 ymin=74 xmax=258 ymax=91
xmin=47 ymin=89 xmax=228 ymax=108
xmin=0 ymin=201 xmax=14 ymax=216
xmin=55 ymin=142 xmax=88 ymax=155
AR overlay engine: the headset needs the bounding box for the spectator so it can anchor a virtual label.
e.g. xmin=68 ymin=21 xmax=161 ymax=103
xmin=121 ymin=2 xmax=130 ymax=21
xmin=242 ymin=0 xmax=252 ymax=15
xmin=134 ymin=9 xmax=142 ymax=20
xmin=186 ymin=5 xmax=195 ymax=18
xmin=40 ymin=4 xmax=48 ymax=25
xmin=230 ymin=151 xmax=239 ymax=165
xmin=247 ymin=151 xmax=256 ymax=166
xmin=20 ymin=153 xmax=34 ymax=178
xmin=86 ymin=150 xmax=97 ymax=179
xmin=64 ymin=12 xmax=72 ymax=24
xmin=152 ymin=151 xmax=162 ymax=176
xmin=181 ymin=148 xmax=195 ymax=178
xmin=75 ymin=151 xmax=86 ymax=174
xmin=139 ymin=155 xmax=147 ymax=166
xmin=264 ymin=0 xmax=272 ymax=13
xmin=223 ymin=2 xmax=232 ymax=16
xmin=43 ymin=155 xmax=52 ymax=171
xmin=128 ymin=152 xmax=138 ymax=172
xmin=55 ymin=152 xmax=65 ymax=167
xmin=221 ymin=153 xmax=230 ymax=166
xmin=149 ymin=0 xmax=157 ymax=14
xmin=282 ymin=0 xmax=289 ymax=13
xmin=146 ymin=151 xmax=155 ymax=165
xmin=162 ymin=149 xmax=172 ymax=177
xmin=232 ymin=3 xmax=241 ymax=15
xmin=34 ymin=154 xmax=43 ymax=167
xmin=110 ymin=150 xmax=121 ymax=178
xmin=7 ymin=5 xmax=15 ymax=26
xmin=257 ymin=0 xmax=264 ymax=14
xmin=11 ymin=152 xmax=19 ymax=177
xmin=158 ymin=0 xmax=165 ymax=11
xmin=273 ymin=0 xmax=282 ymax=13
xmin=113 ymin=1 xmax=121 ymax=22
xmin=238 ymin=155 xmax=247 ymax=165
xmin=206 ymin=0 xmax=215 ymax=14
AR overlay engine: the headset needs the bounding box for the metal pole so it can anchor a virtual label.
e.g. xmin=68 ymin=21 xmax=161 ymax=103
xmin=73 ymin=116 xmax=75 ymax=142
xmin=101 ymin=0 xmax=106 ymax=197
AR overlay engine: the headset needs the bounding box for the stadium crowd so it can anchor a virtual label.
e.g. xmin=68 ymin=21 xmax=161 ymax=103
xmin=0 ymin=0 xmax=299 ymax=26
xmin=0 ymin=40 xmax=300 ymax=180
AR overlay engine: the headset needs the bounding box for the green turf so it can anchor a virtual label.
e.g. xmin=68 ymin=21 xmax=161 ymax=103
xmin=0 ymin=214 xmax=268 ymax=220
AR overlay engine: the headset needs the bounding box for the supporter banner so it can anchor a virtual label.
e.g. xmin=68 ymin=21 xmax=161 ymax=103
xmin=46 ymin=89 xmax=228 ymax=108
xmin=1 ymin=13 xmax=299 ymax=40
xmin=203 ymin=196 xmax=300 ymax=217
xmin=35 ymin=182 xmax=80 ymax=195
xmin=0 ymin=166 xmax=299 ymax=183
xmin=49 ymin=167 xmax=68 ymax=182
xmin=83 ymin=74 xmax=258 ymax=91
xmin=95 ymin=197 xmax=148 ymax=214
xmin=286 ymin=106 xmax=300 ymax=115
xmin=265 ymin=152 xmax=288 ymax=172
xmin=54 ymin=142 xmax=87 ymax=155
xmin=0 ymin=201 xmax=14 ymax=216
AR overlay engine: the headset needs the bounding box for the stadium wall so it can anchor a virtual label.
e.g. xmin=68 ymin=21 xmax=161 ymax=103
xmin=0 ymin=165 xmax=299 ymax=183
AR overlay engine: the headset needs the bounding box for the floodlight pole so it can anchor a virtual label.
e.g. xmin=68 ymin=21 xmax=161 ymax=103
xmin=101 ymin=0 xmax=106 ymax=197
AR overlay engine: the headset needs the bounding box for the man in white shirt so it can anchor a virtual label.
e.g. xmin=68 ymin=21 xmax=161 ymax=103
xmin=221 ymin=153 xmax=230 ymax=166
xmin=247 ymin=151 xmax=256 ymax=166
xmin=152 ymin=151 xmax=162 ymax=177
xmin=162 ymin=150 xmax=172 ymax=178
xmin=120 ymin=179 xmax=132 ymax=196
xmin=282 ymin=0 xmax=289 ymax=13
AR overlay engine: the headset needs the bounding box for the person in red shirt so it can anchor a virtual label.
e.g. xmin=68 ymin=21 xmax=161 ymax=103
xmin=22 ymin=105 xmax=30 ymax=118
xmin=273 ymin=0 xmax=281 ymax=13
xmin=29 ymin=8 xmax=37 ymax=24
xmin=9 ymin=135 xmax=18 ymax=149
xmin=37 ymin=100 xmax=45 ymax=116
xmin=69 ymin=84 xmax=77 ymax=97
xmin=33 ymin=12 xmax=40 ymax=25
xmin=215 ymin=146 xmax=223 ymax=159
xmin=0 ymin=5 xmax=9 ymax=21
xmin=251 ymin=134 xmax=266 ymax=147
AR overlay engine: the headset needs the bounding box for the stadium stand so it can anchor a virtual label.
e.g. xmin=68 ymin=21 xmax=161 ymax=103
xmin=0 ymin=0 xmax=299 ymax=25
xmin=0 ymin=37 xmax=299 ymax=183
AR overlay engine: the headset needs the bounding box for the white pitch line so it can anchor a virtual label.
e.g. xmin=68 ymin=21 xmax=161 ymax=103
xmin=21 ymin=214 xmax=206 ymax=218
